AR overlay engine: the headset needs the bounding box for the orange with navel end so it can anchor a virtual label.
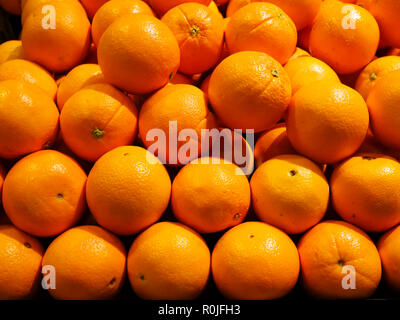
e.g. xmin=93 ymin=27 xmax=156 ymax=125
xmin=171 ymin=157 xmax=251 ymax=233
xmin=98 ymin=14 xmax=180 ymax=94
xmin=161 ymin=3 xmax=224 ymax=75
xmin=287 ymin=47 xmax=310 ymax=63
xmin=92 ymin=0 xmax=154 ymax=47
xmin=127 ymin=222 xmax=210 ymax=300
xmin=60 ymin=83 xmax=138 ymax=162
xmin=2 ymin=150 xmax=87 ymax=237
xmin=139 ymin=84 xmax=217 ymax=166
xmin=331 ymin=154 xmax=400 ymax=232
xmin=367 ymin=69 xmax=400 ymax=150
xmin=309 ymin=0 xmax=379 ymax=74
xmin=57 ymin=64 xmax=105 ymax=110
xmin=0 ymin=80 xmax=59 ymax=159
xmin=284 ymin=56 xmax=340 ymax=94
xmin=42 ymin=225 xmax=126 ymax=300
xmin=287 ymin=80 xmax=369 ymax=164
xmin=226 ymin=2 xmax=297 ymax=65
xmin=212 ymin=221 xmax=300 ymax=300
xmin=79 ymin=0 xmax=109 ymax=18
xmin=254 ymin=124 xmax=296 ymax=167
xmin=361 ymin=0 xmax=400 ymax=48
xmin=251 ymin=155 xmax=329 ymax=234
xmin=298 ymin=220 xmax=382 ymax=299
xmin=0 ymin=40 xmax=25 ymax=64
xmin=21 ymin=0 xmax=91 ymax=73
xmin=355 ymin=56 xmax=400 ymax=100
xmin=209 ymin=51 xmax=292 ymax=133
xmin=86 ymin=146 xmax=171 ymax=235
xmin=144 ymin=0 xmax=212 ymax=17
xmin=0 ymin=225 xmax=43 ymax=300
xmin=378 ymin=225 xmax=400 ymax=291
xmin=0 ymin=59 xmax=57 ymax=100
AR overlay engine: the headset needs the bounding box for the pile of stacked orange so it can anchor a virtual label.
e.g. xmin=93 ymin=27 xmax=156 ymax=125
xmin=0 ymin=0 xmax=400 ymax=300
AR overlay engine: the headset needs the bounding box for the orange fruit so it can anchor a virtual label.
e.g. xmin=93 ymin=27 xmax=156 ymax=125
xmin=21 ymin=0 xmax=91 ymax=73
xmin=287 ymin=80 xmax=369 ymax=164
xmin=0 ymin=225 xmax=43 ymax=300
xmin=367 ymin=69 xmax=400 ymax=150
xmin=3 ymin=150 xmax=87 ymax=237
xmin=227 ymin=0 xmax=321 ymax=31
xmin=144 ymin=0 xmax=212 ymax=17
xmin=225 ymin=2 xmax=297 ymax=65
xmin=331 ymin=154 xmax=400 ymax=232
xmin=309 ymin=0 xmax=379 ymax=74
xmin=339 ymin=68 xmax=364 ymax=89
xmin=0 ymin=59 xmax=57 ymax=100
xmin=200 ymin=74 xmax=211 ymax=97
xmin=60 ymin=83 xmax=138 ymax=162
xmin=298 ymin=220 xmax=382 ymax=299
xmin=286 ymin=47 xmax=310 ymax=63
xmin=21 ymin=0 xmax=85 ymax=25
xmin=161 ymin=3 xmax=224 ymax=75
xmin=138 ymin=84 xmax=217 ymax=166
xmin=209 ymin=51 xmax=292 ymax=133
xmin=297 ymin=25 xmax=311 ymax=51
xmin=0 ymin=80 xmax=59 ymax=159
xmin=226 ymin=0 xmax=250 ymax=17
xmin=86 ymin=146 xmax=171 ymax=235
xmin=251 ymin=154 xmax=329 ymax=234
xmin=268 ymin=0 xmax=321 ymax=31
xmin=355 ymin=56 xmax=400 ymax=100
xmin=356 ymin=128 xmax=392 ymax=156
xmin=92 ymin=0 xmax=154 ymax=47
xmin=206 ymin=128 xmax=255 ymax=176
xmin=21 ymin=0 xmax=29 ymax=8
xmin=0 ymin=0 xmax=22 ymax=14
xmin=171 ymin=157 xmax=250 ymax=233
xmin=42 ymin=225 xmax=126 ymax=300
xmin=79 ymin=0 xmax=109 ymax=18
xmin=254 ymin=123 xmax=296 ymax=167
xmin=378 ymin=225 xmax=400 ymax=291
xmin=212 ymin=221 xmax=299 ymax=300
xmin=127 ymin=222 xmax=210 ymax=300
xmin=284 ymin=56 xmax=340 ymax=94
xmin=0 ymin=40 xmax=25 ymax=64
xmin=361 ymin=0 xmax=400 ymax=48
xmin=208 ymin=0 xmax=221 ymax=16
xmin=84 ymin=42 xmax=98 ymax=64
xmin=0 ymin=163 xmax=4 ymax=198
xmin=55 ymin=75 xmax=66 ymax=87
xmin=169 ymin=72 xmax=192 ymax=85
xmin=57 ymin=64 xmax=105 ymax=110
xmin=98 ymin=14 xmax=180 ymax=94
